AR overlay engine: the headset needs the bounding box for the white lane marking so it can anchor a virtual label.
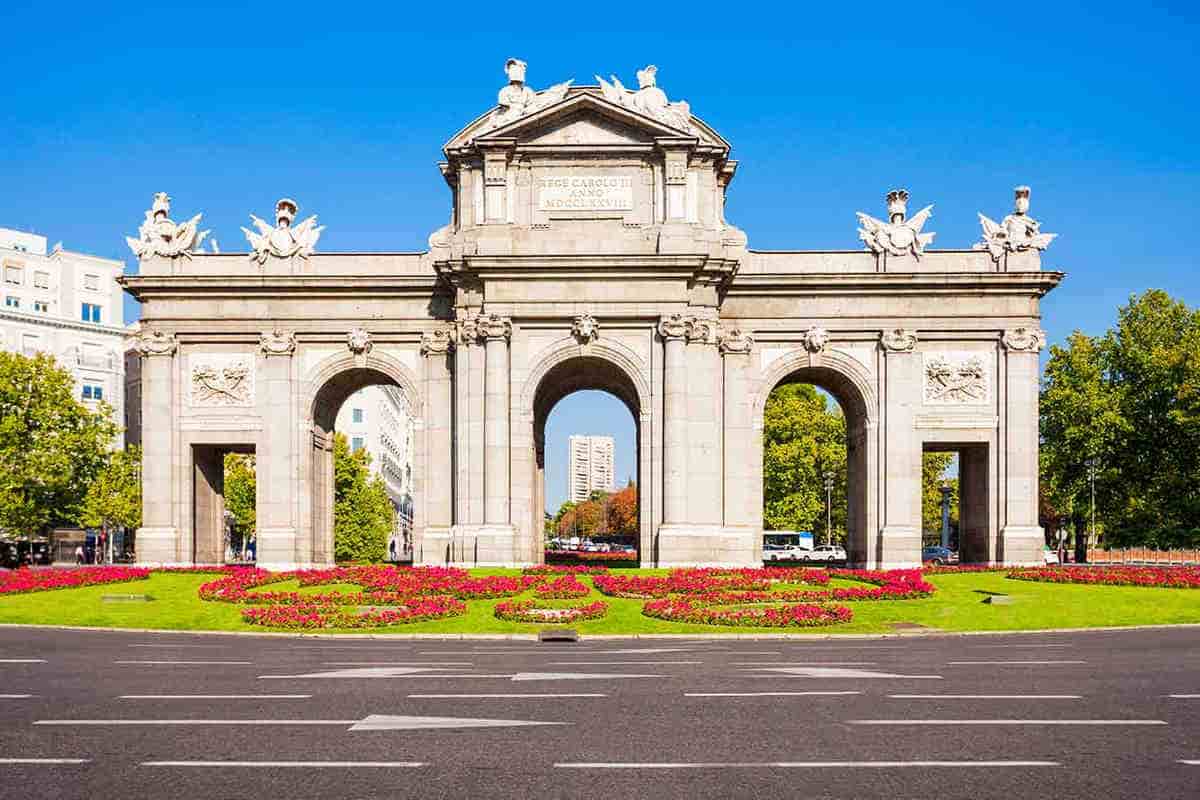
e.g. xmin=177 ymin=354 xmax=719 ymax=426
xmin=350 ymin=714 xmax=568 ymax=731
xmin=120 ymin=695 xmax=312 ymax=700
xmin=115 ymin=660 xmax=252 ymax=666
xmin=734 ymin=662 xmax=876 ymax=666
xmin=258 ymin=666 xmax=468 ymax=679
xmin=1168 ymin=695 xmax=1200 ymax=699
xmin=1179 ymin=760 xmax=1200 ymax=765
xmin=408 ymin=693 xmax=606 ymax=699
xmin=685 ymin=691 xmax=862 ymax=697
xmin=602 ymin=648 xmax=701 ymax=654
xmin=0 ymin=758 xmax=90 ymax=765
xmin=0 ymin=659 xmax=46 ymax=664
xmin=969 ymin=644 xmax=1073 ymax=649
xmin=746 ymin=667 xmax=942 ymax=679
xmin=554 ymin=760 xmax=1060 ymax=769
xmin=547 ymin=661 xmax=702 ymax=666
xmin=0 ymin=694 xmax=34 ymax=699
xmin=947 ymin=661 xmax=1086 ymax=665
xmin=889 ymin=695 xmax=1081 ymax=700
xmin=37 ymin=719 xmax=355 ymax=726
xmin=143 ymin=761 xmax=424 ymax=768
xmin=850 ymin=719 xmax=1166 ymax=726
xmin=129 ymin=644 xmax=228 ymax=649
xmin=511 ymin=672 xmax=662 ymax=682
xmin=322 ymin=662 xmax=472 ymax=666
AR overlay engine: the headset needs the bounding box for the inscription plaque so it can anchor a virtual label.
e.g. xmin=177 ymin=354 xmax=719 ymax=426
xmin=537 ymin=175 xmax=633 ymax=211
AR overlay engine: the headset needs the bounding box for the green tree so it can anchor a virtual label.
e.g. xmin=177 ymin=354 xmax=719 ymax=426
xmin=921 ymin=452 xmax=957 ymax=539
xmin=332 ymin=432 xmax=395 ymax=563
xmin=762 ymin=383 xmax=847 ymax=540
xmin=78 ymin=445 xmax=142 ymax=546
xmin=222 ymin=453 xmax=257 ymax=544
xmin=0 ymin=352 xmax=118 ymax=538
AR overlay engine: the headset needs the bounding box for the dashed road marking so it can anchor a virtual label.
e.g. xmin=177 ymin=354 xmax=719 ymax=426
xmin=888 ymin=694 xmax=1081 ymax=700
xmin=947 ymin=660 xmax=1086 ymax=666
xmin=850 ymin=719 xmax=1165 ymax=726
xmin=0 ymin=758 xmax=90 ymax=765
xmin=408 ymin=693 xmax=606 ymax=698
xmin=120 ymin=695 xmax=312 ymax=700
xmin=685 ymin=691 xmax=862 ymax=697
xmin=115 ymin=660 xmax=252 ymax=666
xmin=0 ymin=659 xmax=46 ymax=664
xmin=142 ymin=761 xmax=425 ymax=768
xmin=554 ymin=760 xmax=1061 ymax=769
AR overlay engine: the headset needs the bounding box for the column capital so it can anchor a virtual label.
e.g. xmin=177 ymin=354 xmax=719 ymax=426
xmin=880 ymin=327 xmax=918 ymax=353
xmin=477 ymin=313 xmax=512 ymax=342
xmin=719 ymin=327 xmax=754 ymax=355
xmin=657 ymin=313 xmax=690 ymax=341
xmin=260 ymin=329 xmax=297 ymax=357
xmin=686 ymin=317 xmax=721 ymax=346
xmin=134 ymin=329 xmax=178 ymax=357
xmin=1002 ymin=326 xmax=1045 ymax=353
xmin=420 ymin=326 xmax=456 ymax=356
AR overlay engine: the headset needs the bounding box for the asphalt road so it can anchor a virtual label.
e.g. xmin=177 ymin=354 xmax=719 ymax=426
xmin=1 ymin=626 xmax=1199 ymax=799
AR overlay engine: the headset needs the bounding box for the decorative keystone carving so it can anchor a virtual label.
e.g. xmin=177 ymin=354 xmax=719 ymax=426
xmin=485 ymin=58 xmax=573 ymax=131
xmin=1002 ymin=327 xmax=1046 ymax=352
xmin=686 ymin=317 xmax=721 ymax=346
xmin=924 ymin=353 xmax=990 ymax=404
xmin=242 ymin=198 xmax=324 ymax=264
xmin=803 ymin=326 xmax=829 ymax=353
xmin=881 ymin=328 xmax=918 ymax=352
xmin=346 ymin=328 xmax=372 ymax=355
xmin=134 ymin=330 xmax=178 ymax=357
xmin=476 ymin=313 xmax=513 ymax=341
xmin=259 ymin=329 xmax=296 ymax=356
xmin=571 ymin=313 xmax=599 ymax=344
xmin=976 ymin=186 xmax=1057 ymax=262
xmin=719 ymin=328 xmax=754 ymax=354
xmin=420 ymin=327 xmax=456 ymax=356
xmin=596 ymin=65 xmax=693 ymax=133
xmin=657 ymin=313 xmax=690 ymax=341
xmin=856 ymin=189 xmax=936 ymax=259
xmin=190 ymin=356 xmax=253 ymax=407
xmin=126 ymin=193 xmax=210 ymax=260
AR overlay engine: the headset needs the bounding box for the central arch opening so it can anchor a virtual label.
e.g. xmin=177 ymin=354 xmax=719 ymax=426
xmin=532 ymin=355 xmax=643 ymax=566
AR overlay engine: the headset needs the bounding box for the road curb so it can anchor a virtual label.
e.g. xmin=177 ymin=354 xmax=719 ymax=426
xmin=2 ymin=621 xmax=1200 ymax=641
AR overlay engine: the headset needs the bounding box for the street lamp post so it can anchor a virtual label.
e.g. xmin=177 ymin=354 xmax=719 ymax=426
xmin=823 ymin=472 xmax=834 ymax=547
xmin=1084 ymin=457 xmax=1099 ymax=563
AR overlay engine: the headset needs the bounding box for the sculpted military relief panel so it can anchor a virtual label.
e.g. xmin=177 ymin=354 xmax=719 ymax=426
xmin=188 ymin=354 xmax=255 ymax=408
xmin=922 ymin=352 xmax=990 ymax=405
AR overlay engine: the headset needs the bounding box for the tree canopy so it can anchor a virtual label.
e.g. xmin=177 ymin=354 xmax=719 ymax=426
xmin=222 ymin=453 xmax=257 ymax=543
xmin=762 ymin=383 xmax=847 ymax=538
xmin=79 ymin=445 xmax=142 ymax=534
xmin=0 ymin=352 xmax=118 ymax=536
xmin=332 ymin=432 xmax=395 ymax=562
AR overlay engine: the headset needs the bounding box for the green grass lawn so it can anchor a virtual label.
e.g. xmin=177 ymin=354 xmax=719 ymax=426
xmin=0 ymin=570 xmax=1198 ymax=635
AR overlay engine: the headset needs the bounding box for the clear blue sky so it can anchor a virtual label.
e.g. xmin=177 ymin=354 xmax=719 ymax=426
xmin=3 ymin=1 xmax=1196 ymax=512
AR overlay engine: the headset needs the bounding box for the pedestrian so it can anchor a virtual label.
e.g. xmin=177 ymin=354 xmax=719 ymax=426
xmin=75 ymin=545 xmax=84 ymax=565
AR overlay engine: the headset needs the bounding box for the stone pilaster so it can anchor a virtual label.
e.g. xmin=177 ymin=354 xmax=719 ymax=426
xmin=879 ymin=330 xmax=922 ymax=569
xmin=687 ymin=317 xmax=722 ymax=527
xmin=720 ymin=329 xmax=756 ymax=541
xmin=418 ymin=327 xmax=455 ymax=565
xmin=133 ymin=330 xmax=180 ymax=565
xmin=999 ymin=327 xmax=1046 ymax=565
xmin=257 ymin=330 xmax=299 ymax=569
xmin=658 ymin=314 xmax=690 ymax=526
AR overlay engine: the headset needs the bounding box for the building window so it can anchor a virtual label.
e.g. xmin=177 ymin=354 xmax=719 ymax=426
xmin=84 ymin=273 xmax=99 ymax=291
xmin=33 ymin=300 xmax=49 ymax=313
xmin=351 ymin=436 xmax=365 ymax=452
xmin=352 ymin=408 xmax=364 ymax=424
xmin=82 ymin=384 xmax=103 ymax=401
xmin=81 ymin=302 xmax=101 ymax=323
xmin=4 ymin=265 xmax=22 ymax=285
xmin=21 ymin=333 xmax=38 ymax=355
xmin=33 ymin=271 xmax=49 ymax=289
xmin=4 ymin=295 xmax=18 ymax=309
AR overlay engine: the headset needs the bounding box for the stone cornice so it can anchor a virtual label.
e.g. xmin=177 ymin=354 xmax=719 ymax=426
xmin=120 ymin=274 xmax=442 ymax=301
xmin=0 ymin=308 xmax=130 ymax=339
xmin=725 ymin=271 xmax=1064 ymax=298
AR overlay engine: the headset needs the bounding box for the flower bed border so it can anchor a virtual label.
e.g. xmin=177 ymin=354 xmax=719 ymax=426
xmin=241 ymin=596 xmax=467 ymax=629
xmin=642 ymin=597 xmax=852 ymax=628
xmin=494 ymin=599 xmax=608 ymax=623
xmin=1007 ymin=566 xmax=1200 ymax=589
xmin=0 ymin=567 xmax=150 ymax=596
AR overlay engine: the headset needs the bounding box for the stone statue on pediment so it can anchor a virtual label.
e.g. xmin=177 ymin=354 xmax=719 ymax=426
xmin=242 ymin=198 xmax=324 ymax=264
xmin=856 ymin=189 xmax=936 ymax=259
xmin=488 ymin=58 xmax=573 ymax=130
xmin=976 ymin=186 xmax=1057 ymax=262
xmin=595 ymin=65 xmax=693 ymax=133
xmin=126 ymin=192 xmax=210 ymax=260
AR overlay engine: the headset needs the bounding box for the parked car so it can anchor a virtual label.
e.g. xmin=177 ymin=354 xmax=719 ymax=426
xmin=801 ymin=544 xmax=847 ymax=562
xmin=922 ymin=545 xmax=959 ymax=566
xmin=763 ymin=543 xmax=809 ymax=561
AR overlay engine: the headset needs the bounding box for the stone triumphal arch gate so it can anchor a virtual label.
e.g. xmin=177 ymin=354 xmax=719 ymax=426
xmin=123 ymin=61 xmax=1062 ymax=570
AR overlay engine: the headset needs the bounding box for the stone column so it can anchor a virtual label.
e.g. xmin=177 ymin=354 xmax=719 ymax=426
xmin=481 ymin=314 xmax=513 ymax=526
xmin=257 ymin=330 xmax=298 ymax=569
xmin=658 ymin=314 xmax=690 ymax=526
xmin=879 ymin=329 xmax=922 ymax=569
xmin=133 ymin=330 xmax=180 ymax=565
xmin=418 ymin=328 xmax=455 ymax=565
xmin=687 ymin=317 xmax=723 ymax=528
xmin=720 ymin=329 xmax=758 ymax=559
xmin=999 ymin=327 xmax=1046 ymax=565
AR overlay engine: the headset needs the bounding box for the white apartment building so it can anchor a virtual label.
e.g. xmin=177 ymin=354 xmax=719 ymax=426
xmin=568 ymin=434 xmax=615 ymax=503
xmin=336 ymin=384 xmax=415 ymax=558
xmin=0 ymin=228 xmax=127 ymax=444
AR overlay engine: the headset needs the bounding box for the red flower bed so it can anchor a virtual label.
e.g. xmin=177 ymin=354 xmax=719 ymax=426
xmin=523 ymin=565 xmax=609 ymax=576
xmin=545 ymin=550 xmax=637 ymax=564
xmin=198 ymin=566 xmax=536 ymax=605
xmin=922 ymin=565 xmax=1009 ymax=575
xmin=494 ymin=599 xmax=608 ymax=623
xmin=1007 ymin=566 xmax=1200 ymax=589
xmin=241 ymin=595 xmax=467 ymax=629
xmin=533 ymin=575 xmax=591 ymax=599
xmin=642 ymin=597 xmax=852 ymax=628
xmin=593 ymin=567 xmax=831 ymax=599
xmin=0 ymin=567 xmax=150 ymax=595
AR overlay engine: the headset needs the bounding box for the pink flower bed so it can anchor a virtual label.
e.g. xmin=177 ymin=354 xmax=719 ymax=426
xmin=0 ymin=567 xmax=150 ymax=595
xmin=593 ymin=567 xmax=830 ymax=599
xmin=533 ymin=575 xmax=591 ymax=599
xmin=198 ymin=566 xmax=538 ymax=604
xmin=523 ymin=565 xmax=609 ymax=576
xmin=545 ymin=550 xmax=637 ymax=563
xmin=1007 ymin=566 xmax=1200 ymax=589
xmin=642 ymin=597 xmax=852 ymax=628
xmin=241 ymin=595 xmax=467 ymax=629
xmin=494 ymin=599 xmax=608 ymax=623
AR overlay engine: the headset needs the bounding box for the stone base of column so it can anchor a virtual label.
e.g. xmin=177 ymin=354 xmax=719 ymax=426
xmin=415 ymin=526 xmax=453 ymax=566
xmin=444 ymin=525 xmax=526 ymax=567
xmin=876 ymin=525 xmax=922 ymax=569
xmin=656 ymin=524 xmax=758 ymax=568
xmin=134 ymin=526 xmax=183 ymax=566
xmin=256 ymin=526 xmax=299 ymax=571
xmin=999 ymin=525 xmax=1046 ymax=566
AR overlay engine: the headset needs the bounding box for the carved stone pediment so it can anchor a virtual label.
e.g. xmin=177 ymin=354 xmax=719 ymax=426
xmin=523 ymin=111 xmax=655 ymax=147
